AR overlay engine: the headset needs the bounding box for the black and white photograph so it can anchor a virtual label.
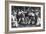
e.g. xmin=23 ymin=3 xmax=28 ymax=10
xmin=11 ymin=6 xmax=41 ymax=28
xmin=8 ymin=3 xmax=45 ymax=32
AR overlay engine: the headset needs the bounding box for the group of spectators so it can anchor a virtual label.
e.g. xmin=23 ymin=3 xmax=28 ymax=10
xmin=11 ymin=7 xmax=41 ymax=27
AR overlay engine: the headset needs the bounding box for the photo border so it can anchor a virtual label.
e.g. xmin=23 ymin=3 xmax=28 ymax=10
xmin=5 ymin=1 xmax=45 ymax=34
